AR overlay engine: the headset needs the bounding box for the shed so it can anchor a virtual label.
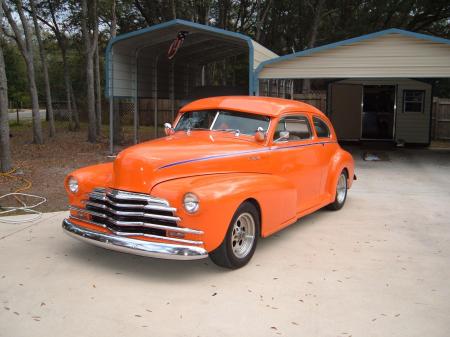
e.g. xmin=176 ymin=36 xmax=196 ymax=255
xmin=255 ymin=29 xmax=450 ymax=144
xmin=105 ymin=19 xmax=277 ymax=152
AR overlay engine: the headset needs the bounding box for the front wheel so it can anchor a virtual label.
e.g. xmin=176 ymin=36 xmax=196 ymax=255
xmin=327 ymin=170 xmax=348 ymax=210
xmin=209 ymin=202 xmax=260 ymax=269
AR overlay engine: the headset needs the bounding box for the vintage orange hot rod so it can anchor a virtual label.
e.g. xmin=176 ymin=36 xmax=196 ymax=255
xmin=63 ymin=96 xmax=355 ymax=268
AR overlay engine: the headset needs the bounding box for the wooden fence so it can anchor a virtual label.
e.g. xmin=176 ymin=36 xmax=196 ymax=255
xmin=432 ymin=98 xmax=450 ymax=140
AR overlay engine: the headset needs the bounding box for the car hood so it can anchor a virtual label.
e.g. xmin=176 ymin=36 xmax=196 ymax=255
xmin=111 ymin=131 xmax=268 ymax=193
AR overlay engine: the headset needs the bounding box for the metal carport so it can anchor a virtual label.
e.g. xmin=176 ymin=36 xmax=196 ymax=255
xmin=105 ymin=19 xmax=277 ymax=153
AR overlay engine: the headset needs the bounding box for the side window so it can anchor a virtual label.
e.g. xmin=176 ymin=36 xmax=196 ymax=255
xmin=274 ymin=115 xmax=312 ymax=141
xmin=403 ymin=90 xmax=424 ymax=113
xmin=313 ymin=117 xmax=330 ymax=138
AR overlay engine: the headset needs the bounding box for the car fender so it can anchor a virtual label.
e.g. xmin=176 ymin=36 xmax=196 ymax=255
xmin=326 ymin=150 xmax=355 ymax=199
xmin=151 ymin=173 xmax=297 ymax=252
xmin=65 ymin=163 xmax=113 ymax=207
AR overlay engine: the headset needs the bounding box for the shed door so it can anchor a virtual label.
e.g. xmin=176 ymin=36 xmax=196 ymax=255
xmin=329 ymin=83 xmax=362 ymax=140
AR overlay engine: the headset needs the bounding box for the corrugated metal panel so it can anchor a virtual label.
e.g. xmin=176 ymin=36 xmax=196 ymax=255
xmin=259 ymin=33 xmax=450 ymax=79
xmin=251 ymin=40 xmax=278 ymax=70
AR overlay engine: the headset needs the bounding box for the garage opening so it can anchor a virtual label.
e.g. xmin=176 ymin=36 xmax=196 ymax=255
xmin=362 ymin=85 xmax=396 ymax=140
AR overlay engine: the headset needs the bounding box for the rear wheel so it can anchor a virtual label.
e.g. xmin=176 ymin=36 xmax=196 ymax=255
xmin=327 ymin=170 xmax=348 ymax=210
xmin=209 ymin=202 xmax=260 ymax=269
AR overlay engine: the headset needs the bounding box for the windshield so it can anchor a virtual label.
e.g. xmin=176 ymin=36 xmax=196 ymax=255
xmin=175 ymin=110 xmax=270 ymax=135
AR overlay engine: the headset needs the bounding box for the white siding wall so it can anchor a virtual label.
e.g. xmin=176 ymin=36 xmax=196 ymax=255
xmin=259 ymin=33 xmax=450 ymax=79
xmin=110 ymin=48 xmax=136 ymax=97
xmin=251 ymin=40 xmax=278 ymax=70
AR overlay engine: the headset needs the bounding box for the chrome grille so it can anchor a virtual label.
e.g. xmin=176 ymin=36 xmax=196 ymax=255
xmin=69 ymin=188 xmax=203 ymax=245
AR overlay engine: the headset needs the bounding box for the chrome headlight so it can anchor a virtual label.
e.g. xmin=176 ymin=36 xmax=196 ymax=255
xmin=68 ymin=176 xmax=79 ymax=193
xmin=183 ymin=193 xmax=199 ymax=213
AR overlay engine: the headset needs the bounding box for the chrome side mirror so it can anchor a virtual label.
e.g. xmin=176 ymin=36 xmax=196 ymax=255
xmin=255 ymin=127 xmax=266 ymax=142
xmin=164 ymin=122 xmax=175 ymax=136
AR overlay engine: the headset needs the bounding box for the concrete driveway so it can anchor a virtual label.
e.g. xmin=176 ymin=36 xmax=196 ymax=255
xmin=1 ymin=148 xmax=450 ymax=337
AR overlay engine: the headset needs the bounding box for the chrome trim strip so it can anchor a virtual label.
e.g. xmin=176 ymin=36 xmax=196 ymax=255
xmin=157 ymin=141 xmax=337 ymax=170
xmin=69 ymin=206 xmax=203 ymax=235
xmin=80 ymin=202 xmax=181 ymax=222
xmin=103 ymin=188 xmax=170 ymax=206
xmin=69 ymin=215 xmax=203 ymax=245
xmin=86 ymin=198 xmax=177 ymax=212
xmin=62 ymin=219 xmax=208 ymax=260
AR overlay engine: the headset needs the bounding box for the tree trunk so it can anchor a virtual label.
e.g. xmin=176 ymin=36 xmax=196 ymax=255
xmin=95 ymin=42 xmax=102 ymax=136
xmin=302 ymin=0 xmax=325 ymax=93
xmin=3 ymin=0 xmax=43 ymax=144
xmin=111 ymin=0 xmax=117 ymax=38
xmin=0 ymin=8 xmax=12 ymax=172
xmin=30 ymin=0 xmax=55 ymax=137
xmin=81 ymin=0 xmax=98 ymax=143
xmin=70 ymin=83 xmax=80 ymax=129
xmin=255 ymin=0 xmax=272 ymax=42
xmin=46 ymin=1 xmax=76 ymax=131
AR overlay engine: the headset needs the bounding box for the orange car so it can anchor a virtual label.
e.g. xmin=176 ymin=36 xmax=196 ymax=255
xmin=63 ymin=96 xmax=355 ymax=269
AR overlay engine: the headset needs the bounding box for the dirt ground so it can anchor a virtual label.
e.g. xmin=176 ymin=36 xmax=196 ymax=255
xmin=0 ymin=122 xmax=111 ymax=213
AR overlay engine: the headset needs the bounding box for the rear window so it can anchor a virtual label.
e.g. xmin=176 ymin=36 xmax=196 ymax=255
xmin=313 ymin=117 xmax=330 ymax=138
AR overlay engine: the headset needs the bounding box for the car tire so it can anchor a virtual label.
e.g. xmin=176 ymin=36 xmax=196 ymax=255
xmin=327 ymin=170 xmax=348 ymax=211
xmin=209 ymin=202 xmax=260 ymax=269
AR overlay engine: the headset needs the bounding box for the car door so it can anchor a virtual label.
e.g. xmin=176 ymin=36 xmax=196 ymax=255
xmin=311 ymin=115 xmax=336 ymax=201
xmin=271 ymin=114 xmax=322 ymax=213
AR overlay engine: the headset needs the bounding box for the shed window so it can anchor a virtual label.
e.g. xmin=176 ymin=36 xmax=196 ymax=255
xmin=403 ymin=90 xmax=424 ymax=113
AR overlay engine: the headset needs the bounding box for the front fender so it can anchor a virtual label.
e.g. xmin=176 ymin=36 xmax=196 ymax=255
xmin=65 ymin=163 xmax=113 ymax=208
xmin=151 ymin=173 xmax=297 ymax=252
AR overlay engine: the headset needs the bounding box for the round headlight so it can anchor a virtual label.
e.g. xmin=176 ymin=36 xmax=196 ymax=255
xmin=68 ymin=176 xmax=79 ymax=193
xmin=183 ymin=193 xmax=199 ymax=213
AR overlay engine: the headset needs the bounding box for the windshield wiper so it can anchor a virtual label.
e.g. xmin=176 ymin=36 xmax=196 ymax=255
xmin=214 ymin=128 xmax=241 ymax=136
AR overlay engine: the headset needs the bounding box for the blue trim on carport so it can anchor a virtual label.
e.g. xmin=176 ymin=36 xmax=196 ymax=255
xmin=105 ymin=19 xmax=257 ymax=97
xmin=253 ymin=28 xmax=450 ymax=94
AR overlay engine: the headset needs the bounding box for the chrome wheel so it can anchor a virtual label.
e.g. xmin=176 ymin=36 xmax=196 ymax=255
xmin=336 ymin=173 xmax=347 ymax=204
xmin=230 ymin=212 xmax=255 ymax=259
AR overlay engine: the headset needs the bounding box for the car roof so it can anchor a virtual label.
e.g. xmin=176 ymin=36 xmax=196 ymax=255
xmin=179 ymin=96 xmax=325 ymax=117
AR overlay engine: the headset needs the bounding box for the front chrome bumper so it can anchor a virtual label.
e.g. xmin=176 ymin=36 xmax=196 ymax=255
xmin=62 ymin=219 xmax=208 ymax=260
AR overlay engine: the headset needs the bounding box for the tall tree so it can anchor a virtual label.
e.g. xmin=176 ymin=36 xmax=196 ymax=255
xmin=94 ymin=37 xmax=101 ymax=136
xmin=3 ymin=0 xmax=43 ymax=144
xmin=81 ymin=0 xmax=99 ymax=142
xmin=0 ymin=1 xmax=12 ymax=172
xmin=302 ymin=0 xmax=326 ymax=93
xmin=29 ymin=0 xmax=55 ymax=137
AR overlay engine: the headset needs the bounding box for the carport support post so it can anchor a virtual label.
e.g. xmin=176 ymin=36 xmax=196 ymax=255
xmin=109 ymin=96 xmax=113 ymax=154
xmin=170 ymin=61 xmax=175 ymax=121
xmin=133 ymin=52 xmax=138 ymax=144
xmin=109 ymin=50 xmax=114 ymax=155
xmin=153 ymin=56 xmax=158 ymax=138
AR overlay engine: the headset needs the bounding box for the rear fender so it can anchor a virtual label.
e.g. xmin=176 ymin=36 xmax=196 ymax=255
xmin=151 ymin=173 xmax=297 ymax=252
xmin=326 ymin=150 xmax=355 ymax=199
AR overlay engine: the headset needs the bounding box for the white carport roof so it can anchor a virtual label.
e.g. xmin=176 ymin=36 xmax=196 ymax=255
xmin=255 ymin=28 xmax=450 ymax=92
xmin=105 ymin=19 xmax=278 ymax=97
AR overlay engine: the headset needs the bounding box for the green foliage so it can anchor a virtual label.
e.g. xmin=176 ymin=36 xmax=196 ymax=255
xmin=2 ymin=0 xmax=450 ymax=108
xmin=2 ymin=40 xmax=29 ymax=108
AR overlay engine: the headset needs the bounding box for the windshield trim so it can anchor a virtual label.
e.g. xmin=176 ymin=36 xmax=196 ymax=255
xmin=175 ymin=109 xmax=271 ymax=136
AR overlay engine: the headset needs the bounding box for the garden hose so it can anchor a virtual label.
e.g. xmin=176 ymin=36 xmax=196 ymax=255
xmin=0 ymin=166 xmax=46 ymax=223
